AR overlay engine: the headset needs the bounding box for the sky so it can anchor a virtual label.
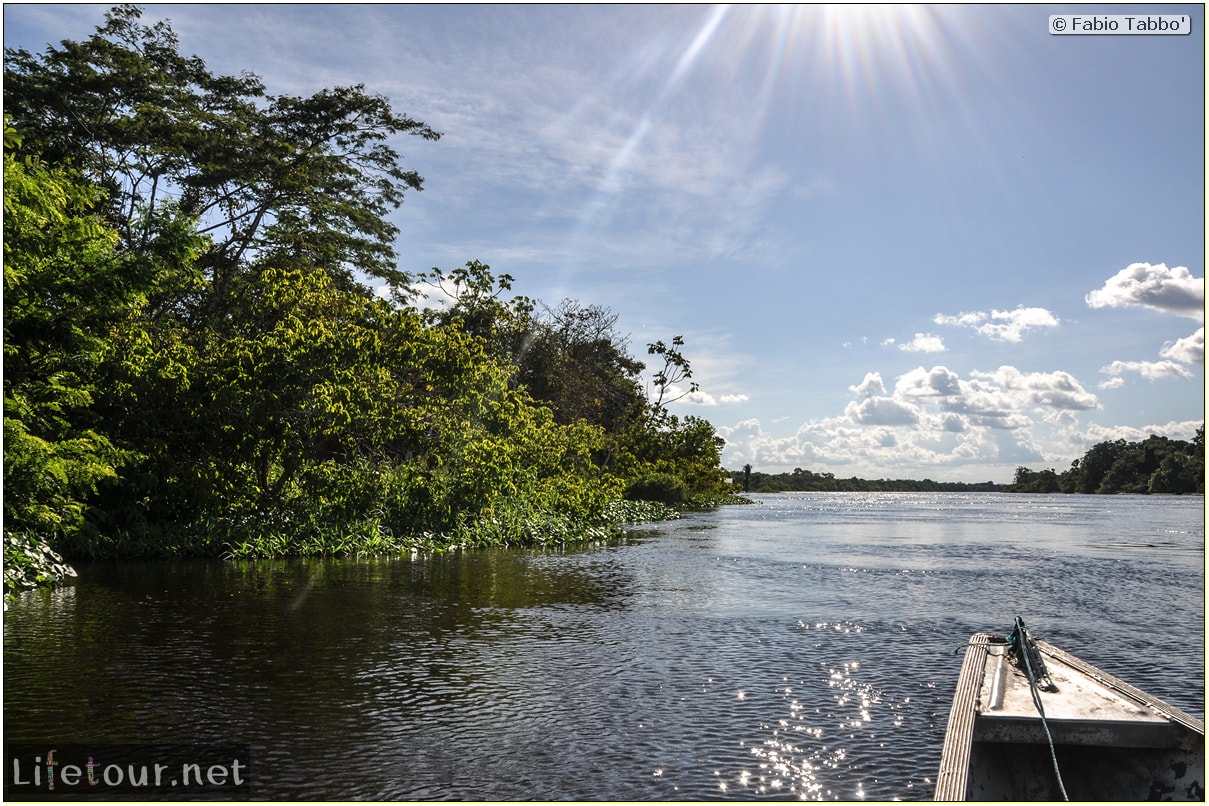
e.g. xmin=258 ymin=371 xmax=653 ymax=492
xmin=4 ymin=3 xmax=1205 ymax=482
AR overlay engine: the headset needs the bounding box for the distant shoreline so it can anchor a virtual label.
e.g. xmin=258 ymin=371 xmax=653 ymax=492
xmin=726 ymin=471 xmax=1204 ymax=496
xmin=725 ymin=469 xmax=1006 ymax=494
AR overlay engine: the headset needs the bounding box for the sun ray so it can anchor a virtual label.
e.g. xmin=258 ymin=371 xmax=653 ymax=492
xmin=560 ymin=5 xmax=733 ymax=273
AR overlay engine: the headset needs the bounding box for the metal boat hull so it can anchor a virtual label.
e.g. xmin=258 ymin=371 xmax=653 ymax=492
xmin=935 ymin=632 xmax=1205 ymax=801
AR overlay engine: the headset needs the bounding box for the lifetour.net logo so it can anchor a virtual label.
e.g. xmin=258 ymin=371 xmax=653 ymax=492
xmin=5 ymin=744 xmax=252 ymax=799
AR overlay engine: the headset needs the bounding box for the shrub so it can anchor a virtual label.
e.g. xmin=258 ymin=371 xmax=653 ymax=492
xmin=624 ymin=472 xmax=690 ymax=505
xmin=4 ymin=530 xmax=77 ymax=603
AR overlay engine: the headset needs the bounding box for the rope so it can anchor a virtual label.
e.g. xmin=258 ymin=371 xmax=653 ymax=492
xmin=1009 ymin=617 xmax=1068 ymax=801
xmin=950 ymin=637 xmax=1002 ymax=655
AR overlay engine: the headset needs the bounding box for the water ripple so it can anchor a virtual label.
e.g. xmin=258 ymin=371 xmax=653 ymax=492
xmin=3 ymin=493 xmax=1201 ymax=800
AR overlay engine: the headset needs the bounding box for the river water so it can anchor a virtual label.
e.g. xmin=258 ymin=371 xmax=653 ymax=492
xmin=4 ymin=492 xmax=1204 ymax=800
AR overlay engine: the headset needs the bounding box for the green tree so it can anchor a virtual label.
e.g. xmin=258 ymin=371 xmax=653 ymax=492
xmin=1008 ymin=467 xmax=1060 ymax=493
xmin=512 ymin=300 xmax=648 ymax=480
xmin=3 ymin=121 xmax=135 ymax=541
xmin=413 ymin=261 xmax=535 ymax=360
xmin=515 ymin=300 xmax=646 ymax=430
xmin=4 ymin=4 xmax=440 ymax=299
xmin=87 ymin=260 xmax=630 ymax=555
xmin=613 ymin=407 xmax=727 ymax=502
xmin=647 ymin=335 xmax=699 ymax=410
xmin=1008 ymin=430 xmax=1205 ymax=496
xmin=1058 ymin=460 xmax=1080 ymax=493
xmin=4 ymin=6 xmax=735 ymax=562
xmin=1148 ymin=452 xmax=1199 ymax=494
xmin=1191 ymin=428 xmax=1206 ymax=493
xmin=1075 ymin=439 xmax=1130 ymax=494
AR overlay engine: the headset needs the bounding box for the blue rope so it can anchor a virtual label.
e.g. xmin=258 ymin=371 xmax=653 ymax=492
xmin=1010 ymin=617 xmax=1068 ymax=801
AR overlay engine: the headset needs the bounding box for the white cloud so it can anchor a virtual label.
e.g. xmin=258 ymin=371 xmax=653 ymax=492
xmin=899 ymin=333 xmax=946 ymax=352
xmin=895 ymin=366 xmax=963 ymax=398
xmin=717 ymin=364 xmax=1106 ymax=480
xmin=1099 ymin=360 xmax=1194 ymax=385
xmin=665 ymin=386 xmax=750 ymax=406
xmin=969 ymin=366 xmax=1100 ymax=411
xmin=1086 ymin=266 xmax=1204 ymax=385
xmin=934 ymin=306 xmax=1059 ymax=342
xmin=717 ymin=413 xmax=1036 ymax=481
xmin=1160 ymin=327 xmax=1205 ymax=365
xmin=1085 ymin=262 xmax=1205 ymax=321
xmin=940 ymin=413 xmax=967 ymax=433
xmin=845 ymin=396 xmax=920 ymax=426
xmin=681 ymin=389 xmax=717 ymax=405
xmin=848 ymin=372 xmax=886 ymax=398
xmin=1083 ymin=419 xmax=1205 ymax=445
xmin=933 ymin=311 xmax=983 ymax=328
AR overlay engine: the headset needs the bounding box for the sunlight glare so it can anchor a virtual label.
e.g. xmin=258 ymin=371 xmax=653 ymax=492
xmin=558 ymin=4 xmax=732 ymax=286
xmin=744 ymin=4 xmax=967 ymax=127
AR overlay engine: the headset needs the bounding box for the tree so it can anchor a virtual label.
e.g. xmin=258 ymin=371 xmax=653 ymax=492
xmin=4 ymin=4 xmax=440 ymax=300
xmin=1148 ymin=452 xmax=1199 ymax=494
xmin=1008 ymin=430 xmax=1205 ymax=496
xmin=3 ymin=119 xmax=138 ymax=540
xmin=1058 ymin=459 xmax=1080 ymax=493
xmin=87 ymin=261 xmax=626 ymax=554
xmin=1075 ymin=439 xmax=1130 ymax=494
xmin=647 ymin=335 xmax=699 ymax=410
xmin=1009 ymin=466 xmax=1060 ymax=493
xmin=3 ymin=6 xmax=737 ymax=560
xmin=513 ymin=300 xmax=646 ymax=440
xmin=412 ymin=264 xmax=651 ymax=474
xmin=413 ymin=261 xmax=535 ymax=358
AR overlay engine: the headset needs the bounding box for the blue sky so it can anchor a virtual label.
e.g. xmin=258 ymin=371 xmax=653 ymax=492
xmin=5 ymin=4 xmax=1205 ymax=482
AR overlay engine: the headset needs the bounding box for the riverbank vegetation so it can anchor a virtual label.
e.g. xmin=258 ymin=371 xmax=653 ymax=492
xmin=3 ymin=6 xmax=732 ymax=592
xmin=1008 ymin=430 xmax=1204 ymax=494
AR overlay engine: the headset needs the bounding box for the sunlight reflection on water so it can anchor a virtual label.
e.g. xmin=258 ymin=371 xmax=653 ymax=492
xmin=3 ymin=492 xmax=1202 ymax=800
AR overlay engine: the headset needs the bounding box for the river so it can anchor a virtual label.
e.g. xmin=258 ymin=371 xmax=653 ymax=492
xmin=3 ymin=492 xmax=1204 ymax=800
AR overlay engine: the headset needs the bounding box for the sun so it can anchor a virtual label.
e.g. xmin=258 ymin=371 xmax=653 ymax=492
xmin=726 ymin=4 xmax=977 ymax=127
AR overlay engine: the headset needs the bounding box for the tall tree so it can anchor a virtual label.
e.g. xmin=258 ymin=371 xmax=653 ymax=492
xmin=4 ymin=6 xmax=733 ymax=561
xmin=4 ymin=4 xmax=440 ymax=300
xmin=3 ymin=120 xmax=138 ymax=539
xmin=515 ymin=300 xmax=646 ymax=429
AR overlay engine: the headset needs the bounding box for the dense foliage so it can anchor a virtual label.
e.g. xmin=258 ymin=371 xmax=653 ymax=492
xmin=1008 ymin=430 xmax=1205 ymax=494
xmin=3 ymin=6 xmax=728 ymax=582
xmin=730 ymin=467 xmax=1005 ymax=493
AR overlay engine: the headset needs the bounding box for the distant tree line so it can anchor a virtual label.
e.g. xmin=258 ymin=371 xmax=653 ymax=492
xmin=1008 ymin=429 xmax=1204 ymax=494
xmin=3 ymin=5 xmax=732 ymax=583
xmin=729 ymin=467 xmax=1005 ymax=493
xmin=731 ymin=428 xmax=1206 ymax=496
